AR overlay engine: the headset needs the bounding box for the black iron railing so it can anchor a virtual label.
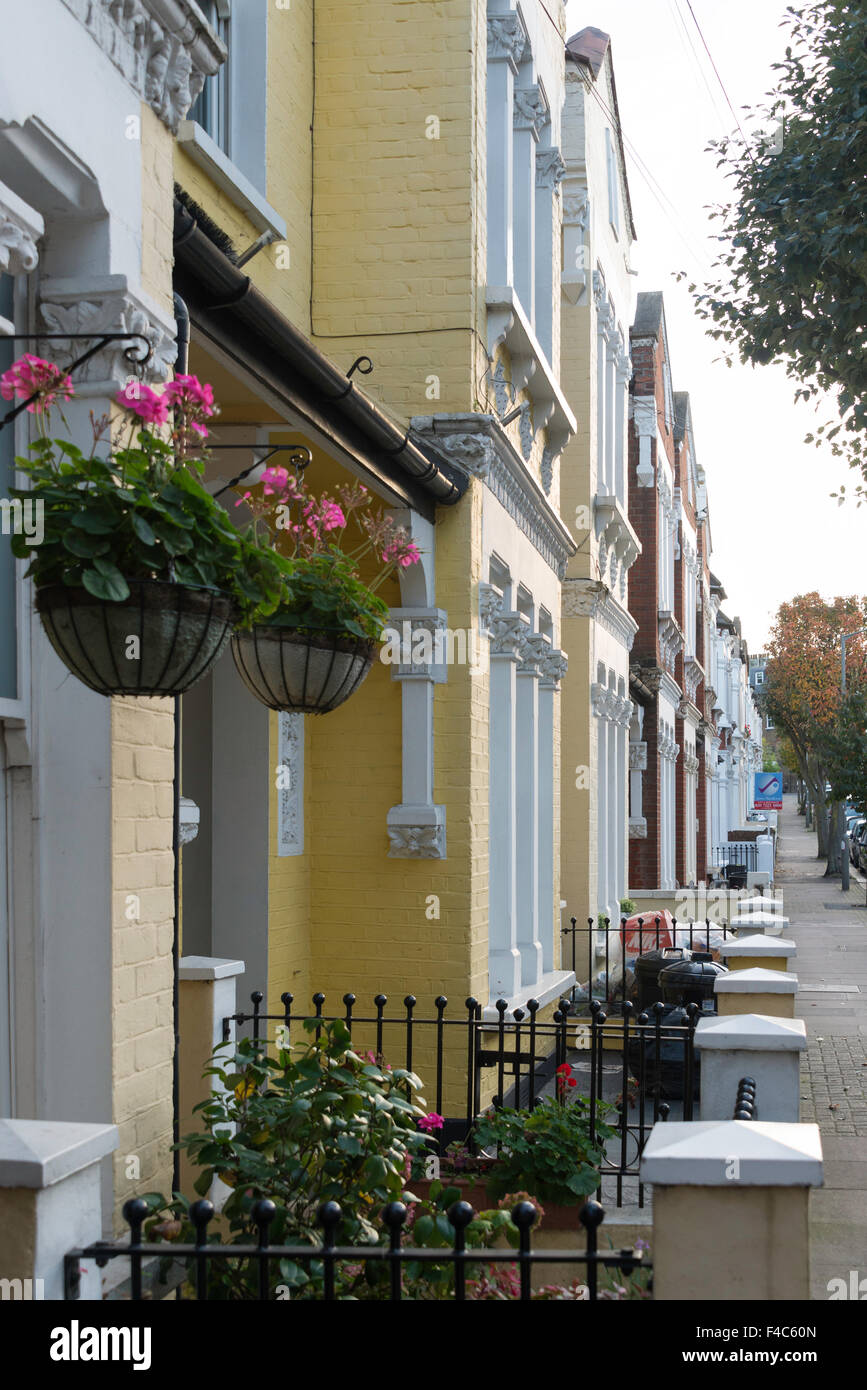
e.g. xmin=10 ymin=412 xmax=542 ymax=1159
xmin=64 ymin=1196 xmax=648 ymax=1302
xmin=221 ymin=987 xmax=698 ymax=1209
xmin=223 ymin=990 xmax=572 ymax=1150
xmin=582 ymin=1000 xmax=699 ymax=1208
xmin=560 ymin=915 xmax=735 ymax=1011
xmin=712 ymin=842 xmax=759 ymax=871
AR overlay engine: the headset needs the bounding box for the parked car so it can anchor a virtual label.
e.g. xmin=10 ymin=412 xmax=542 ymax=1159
xmin=846 ymin=818 xmax=866 ymax=865
xmin=853 ymin=821 xmax=867 ymax=870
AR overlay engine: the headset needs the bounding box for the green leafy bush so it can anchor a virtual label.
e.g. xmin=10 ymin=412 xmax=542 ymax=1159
xmin=11 ymin=431 xmax=287 ymax=619
xmin=473 ymin=1092 xmax=614 ymax=1207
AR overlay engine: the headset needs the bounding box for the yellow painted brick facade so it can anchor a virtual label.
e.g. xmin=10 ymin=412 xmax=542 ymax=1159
xmin=111 ymin=696 xmax=175 ymax=1226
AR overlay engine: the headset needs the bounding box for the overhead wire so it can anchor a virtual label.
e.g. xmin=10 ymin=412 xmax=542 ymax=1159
xmin=682 ymin=0 xmax=758 ymax=164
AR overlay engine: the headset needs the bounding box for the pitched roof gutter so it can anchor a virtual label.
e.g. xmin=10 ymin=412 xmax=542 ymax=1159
xmin=173 ymin=199 xmax=467 ymax=514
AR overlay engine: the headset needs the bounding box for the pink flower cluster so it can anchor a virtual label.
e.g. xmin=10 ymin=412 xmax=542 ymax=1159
xmin=0 ymin=354 xmax=73 ymax=413
xmin=417 ymin=1112 xmax=444 ymax=1134
xmin=114 ymin=372 xmax=216 ymax=444
xmin=116 ymin=381 xmax=169 ymax=425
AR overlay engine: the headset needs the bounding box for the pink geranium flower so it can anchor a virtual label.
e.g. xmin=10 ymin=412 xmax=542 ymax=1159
xmin=163 ymin=374 xmax=215 ymax=415
xmin=115 ymin=381 xmax=170 ymax=426
xmin=418 ymin=1112 xmax=444 ymax=1134
xmin=0 ymin=354 xmax=73 ymax=412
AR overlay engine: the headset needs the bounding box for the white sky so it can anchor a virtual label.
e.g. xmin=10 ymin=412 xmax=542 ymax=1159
xmin=564 ymin=0 xmax=863 ymax=650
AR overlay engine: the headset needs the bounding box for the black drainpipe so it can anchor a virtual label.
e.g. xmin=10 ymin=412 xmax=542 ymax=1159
xmin=171 ymin=292 xmax=190 ymax=1198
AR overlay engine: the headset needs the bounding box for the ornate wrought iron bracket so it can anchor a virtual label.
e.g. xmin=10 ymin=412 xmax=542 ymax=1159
xmin=0 ymin=331 xmax=154 ymax=432
xmin=212 ymin=444 xmax=313 ymax=499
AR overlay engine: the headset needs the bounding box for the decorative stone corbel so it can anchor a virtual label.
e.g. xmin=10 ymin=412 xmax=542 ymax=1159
xmin=487 ymin=11 xmax=529 ymax=67
xmin=38 ymin=277 xmax=177 ymax=390
xmin=0 ymin=182 xmax=43 ymax=276
xmin=60 ymin=0 xmax=227 ymax=134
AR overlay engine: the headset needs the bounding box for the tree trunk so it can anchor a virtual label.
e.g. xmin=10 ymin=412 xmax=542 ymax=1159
xmin=824 ymin=801 xmax=844 ymax=876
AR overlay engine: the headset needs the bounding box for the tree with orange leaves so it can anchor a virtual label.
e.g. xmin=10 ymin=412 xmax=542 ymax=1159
xmin=764 ymin=593 xmax=867 ymax=872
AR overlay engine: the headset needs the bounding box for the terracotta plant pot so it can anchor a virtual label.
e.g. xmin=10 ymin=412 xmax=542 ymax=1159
xmin=35 ymin=579 xmax=237 ymax=697
xmin=231 ymin=624 xmax=376 ymax=713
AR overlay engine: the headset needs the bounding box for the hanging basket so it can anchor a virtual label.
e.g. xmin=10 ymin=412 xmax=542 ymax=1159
xmin=231 ymin=624 xmax=377 ymax=713
xmin=35 ymin=579 xmax=238 ymax=697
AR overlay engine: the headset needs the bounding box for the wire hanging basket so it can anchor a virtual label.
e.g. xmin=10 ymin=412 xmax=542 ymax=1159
xmin=230 ymin=623 xmax=377 ymax=713
xmin=35 ymin=578 xmax=238 ymax=697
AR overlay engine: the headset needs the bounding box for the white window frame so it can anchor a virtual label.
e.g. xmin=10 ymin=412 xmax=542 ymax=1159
xmin=189 ymin=1 xmax=232 ymax=154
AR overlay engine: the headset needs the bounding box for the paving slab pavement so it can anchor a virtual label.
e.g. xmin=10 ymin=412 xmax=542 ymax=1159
xmin=775 ymin=794 xmax=867 ymax=1298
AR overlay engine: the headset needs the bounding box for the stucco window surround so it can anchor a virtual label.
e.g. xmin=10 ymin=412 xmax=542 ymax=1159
xmin=188 ymin=0 xmax=231 ymax=151
xmin=480 ymin=576 xmax=568 ymax=1010
xmin=178 ymin=2 xmax=286 ymax=239
xmin=592 ymin=270 xmax=630 ymax=510
xmin=485 ymin=11 xmax=573 ymax=491
xmin=0 ymin=182 xmax=43 ymax=719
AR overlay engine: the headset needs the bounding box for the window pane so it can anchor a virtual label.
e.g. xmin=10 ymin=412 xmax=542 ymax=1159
xmin=0 ymin=274 xmax=18 ymax=700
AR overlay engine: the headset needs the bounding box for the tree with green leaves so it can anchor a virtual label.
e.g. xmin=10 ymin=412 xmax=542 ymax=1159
xmin=684 ymin=2 xmax=867 ymax=497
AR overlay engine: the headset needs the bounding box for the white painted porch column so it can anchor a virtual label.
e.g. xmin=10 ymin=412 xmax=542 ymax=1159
xmin=385 ymin=608 xmax=448 ymax=858
xmin=595 ymin=702 xmax=608 ymax=919
xmin=537 ymin=647 xmax=567 ymax=971
xmin=515 ymin=638 xmax=542 ymax=984
xmin=489 ymin=611 xmax=526 ymax=999
xmin=614 ymin=702 xmax=630 ymax=911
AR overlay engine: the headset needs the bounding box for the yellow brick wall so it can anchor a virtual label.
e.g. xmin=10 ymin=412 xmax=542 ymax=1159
xmin=559 ymin=298 xmax=597 ymax=927
xmin=111 ymin=696 xmax=175 ymax=1227
xmin=311 ymin=0 xmax=479 ymax=422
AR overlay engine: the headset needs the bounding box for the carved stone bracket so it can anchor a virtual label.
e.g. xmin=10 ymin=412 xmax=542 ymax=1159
xmin=536 ymin=148 xmax=566 ymax=191
xmin=60 ymin=0 xmax=227 ymax=133
xmin=387 ymin=806 xmax=446 ymax=860
xmin=38 ymin=277 xmax=177 ymax=389
xmin=563 ymin=578 xmax=606 ymax=620
xmin=487 ymin=11 xmax=529 ymax=66
xmin=629 ymin=817 xmax=648 ymax=839
xmin=629 ymin=741 xmax=648 ymax=772
xmin=539 ymin=647 xmax=568 ymax=691
xmin=0 ymin=183 xmax=43 ymax=276
xmin=514 ymin=85 xmax=549 ymax=139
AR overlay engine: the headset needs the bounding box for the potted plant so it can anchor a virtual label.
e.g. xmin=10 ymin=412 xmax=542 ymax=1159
xmin=228 ymin=466 xmax=420 ymax=714
xmin=2 ymin=357 xmax=286 ymax=697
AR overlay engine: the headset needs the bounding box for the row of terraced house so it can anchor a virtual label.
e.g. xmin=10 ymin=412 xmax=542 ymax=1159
xmin=0 ymin=0 xmax=762 ymax=1288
